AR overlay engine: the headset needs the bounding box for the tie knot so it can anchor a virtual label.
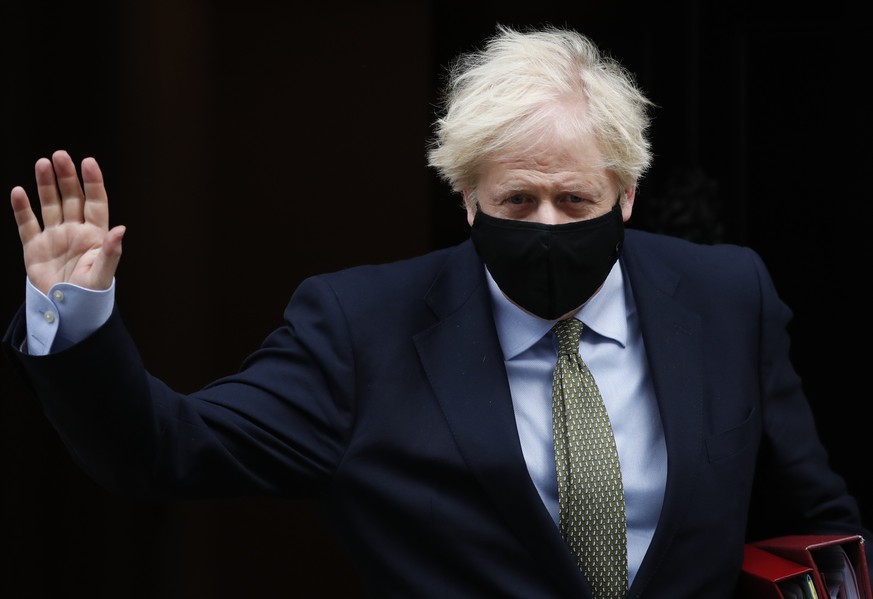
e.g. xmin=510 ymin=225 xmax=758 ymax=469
xmin=553 ymin=318 xmax=583 ymax=356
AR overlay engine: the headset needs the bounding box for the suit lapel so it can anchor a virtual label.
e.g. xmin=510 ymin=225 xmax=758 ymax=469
xmin=620 ymin=231 xmax=705 ymax=593
xmin=415 ymin=234 xmax=709 ymax=593
xmin=414 ymin=240 xmax=588 ymax=594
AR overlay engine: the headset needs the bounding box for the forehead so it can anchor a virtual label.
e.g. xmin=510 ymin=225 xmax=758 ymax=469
xmin=480 ymin=128 xmax=611 ymax=191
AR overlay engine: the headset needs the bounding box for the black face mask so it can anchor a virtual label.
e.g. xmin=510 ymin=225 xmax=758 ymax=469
xmin=470 ymin=203 xmax=624 ymax=320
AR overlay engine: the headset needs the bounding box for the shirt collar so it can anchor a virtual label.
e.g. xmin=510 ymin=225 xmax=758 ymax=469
xmin=487 ymin=260 xmax=629 ymax=360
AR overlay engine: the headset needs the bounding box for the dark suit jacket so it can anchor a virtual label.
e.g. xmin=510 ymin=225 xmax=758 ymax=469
xmin=4 ymin=229 xmax=871 ymax=598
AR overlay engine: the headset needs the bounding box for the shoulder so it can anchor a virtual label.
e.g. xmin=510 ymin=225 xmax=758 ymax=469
xmin=623 ymin=228 xmax=777 ymax=303
xmin=317 ymin=242 xmax=469 ymax=292
xmin=625 ymin=227 xmax=758 ymax=259
xmin=287 ymin=240 xmax=480 ymax=318
xmin=624 ymin=228 xmax=766 ymax=274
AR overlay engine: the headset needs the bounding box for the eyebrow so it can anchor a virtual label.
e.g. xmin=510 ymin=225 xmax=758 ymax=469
xmin=489 ymin=180 xmax=609 ymax=199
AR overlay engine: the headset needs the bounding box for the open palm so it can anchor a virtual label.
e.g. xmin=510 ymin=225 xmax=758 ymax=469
xmin=10 ymin=150 xmax=125 ymax=295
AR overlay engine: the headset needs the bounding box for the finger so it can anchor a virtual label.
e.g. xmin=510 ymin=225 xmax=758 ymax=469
xmin=10 ymin=185 xmax=43 ymax=246
xmin=34 ymin=156 xmax=63 ymax=227
xmin=91 ymin=225 xmax=126 ymax=289
xmin=52 ymin=149 xmax=86 ymax=224
xmin=81 ymin=157 xmax=109 ymax=230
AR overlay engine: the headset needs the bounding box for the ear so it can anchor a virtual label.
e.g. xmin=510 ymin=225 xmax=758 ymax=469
xmin=463 ymin=189 xmax=476 ymax=226
xmin=620 ymin=186 xmax=636 ymax=222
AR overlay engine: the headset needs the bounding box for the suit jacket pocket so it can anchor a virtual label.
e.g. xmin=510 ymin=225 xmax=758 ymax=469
xmin=705 ymin=406 xmax=760 ymax=464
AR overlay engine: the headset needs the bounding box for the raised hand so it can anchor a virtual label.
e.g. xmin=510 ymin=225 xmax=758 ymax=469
xmin=10 ymin=150 xmax=126 ymax=295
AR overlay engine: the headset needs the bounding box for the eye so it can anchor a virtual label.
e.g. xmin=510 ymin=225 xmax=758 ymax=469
xmin=557 ymin=194 xmax=588 ymax=209
xmin=507 ymin=194 xmax=527 ymax=205
xmin=557 ymin=194 xmax=601 ymax=219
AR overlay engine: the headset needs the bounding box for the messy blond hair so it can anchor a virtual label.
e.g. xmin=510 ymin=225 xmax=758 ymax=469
xmin=427 ymin=24 xmax=654 ymax=205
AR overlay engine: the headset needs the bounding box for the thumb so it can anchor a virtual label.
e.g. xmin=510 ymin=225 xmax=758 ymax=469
xmin=91 ymin=225 xmax=126 ymax=289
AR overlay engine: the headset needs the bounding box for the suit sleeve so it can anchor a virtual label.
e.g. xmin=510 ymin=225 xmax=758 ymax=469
xmin=1 ymin=275 xmax=356 ymax=500
xmin=744 ymin=248 xmax=873 ymax=572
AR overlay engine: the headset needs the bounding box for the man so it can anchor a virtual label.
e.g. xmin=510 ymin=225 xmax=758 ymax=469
xmin=5 ymin=24 xmax=871 ymax=598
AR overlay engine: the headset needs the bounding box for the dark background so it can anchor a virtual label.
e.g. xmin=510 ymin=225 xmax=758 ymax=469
xmin=2 ymin=1 xmax=869 ymax=597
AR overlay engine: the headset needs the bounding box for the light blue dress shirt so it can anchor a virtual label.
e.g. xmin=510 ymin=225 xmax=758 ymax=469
xmin=485 ymin=261 xmax=667 ymax=585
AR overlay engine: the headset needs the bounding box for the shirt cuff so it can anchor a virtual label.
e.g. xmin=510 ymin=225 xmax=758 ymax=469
xmin=24 ymin=277 xmax=116 ymax=355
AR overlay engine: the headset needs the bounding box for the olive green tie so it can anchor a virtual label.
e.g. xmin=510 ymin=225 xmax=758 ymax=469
xmin=552 ymin=318 xmax=628 ymax=599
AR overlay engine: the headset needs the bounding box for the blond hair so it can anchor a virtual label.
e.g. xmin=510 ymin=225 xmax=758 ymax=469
xmin=427 ymin=24 xmax=654 ymax=202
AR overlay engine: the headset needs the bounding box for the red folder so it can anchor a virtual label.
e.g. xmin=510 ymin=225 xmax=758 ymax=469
xmin=749 ymin=534 xmax=871 ymax=599
xmin=740 ymin=544 xmax=817 ymax=598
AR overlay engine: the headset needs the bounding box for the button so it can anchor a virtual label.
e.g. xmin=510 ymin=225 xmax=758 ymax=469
xmin=52 ymin=290 xmax=65 ymax=302
xmin=43 ymin=311 xmax=56 ymax=324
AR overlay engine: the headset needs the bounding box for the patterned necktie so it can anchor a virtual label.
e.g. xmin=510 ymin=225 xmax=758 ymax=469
xmin=552 ymin=318 xmax=628 ymax=599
